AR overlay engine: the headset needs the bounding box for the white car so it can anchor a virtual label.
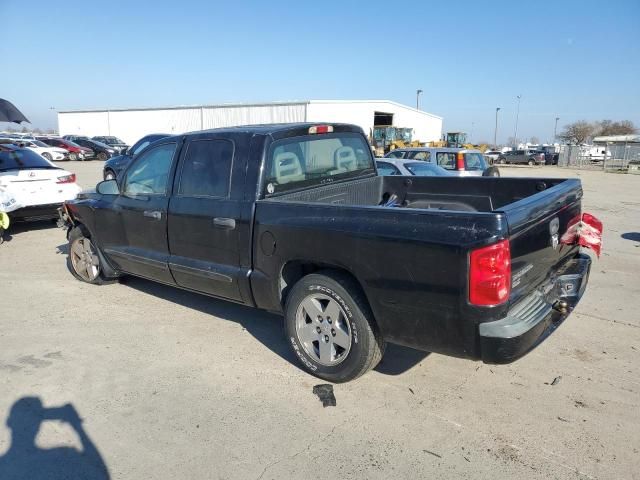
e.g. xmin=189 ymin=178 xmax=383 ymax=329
xmin=0 ymin=144 xmax=81 ymax=222
xmin=14 ymin=139 xmax=69 ymax=162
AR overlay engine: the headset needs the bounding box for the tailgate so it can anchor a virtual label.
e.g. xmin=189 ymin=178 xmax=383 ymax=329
xmin=500 ymin=178 xmax=583 ymax=305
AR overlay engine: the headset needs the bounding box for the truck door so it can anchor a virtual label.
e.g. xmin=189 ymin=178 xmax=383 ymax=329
xmin=98 ymin=140 xmax=178 ymax=283
xmin=167 ymin=136 xmax=245 ymax=302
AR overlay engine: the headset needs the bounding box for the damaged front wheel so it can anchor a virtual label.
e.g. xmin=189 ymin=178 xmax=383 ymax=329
xmin=67 ymin=227 xmax=109 ymax=285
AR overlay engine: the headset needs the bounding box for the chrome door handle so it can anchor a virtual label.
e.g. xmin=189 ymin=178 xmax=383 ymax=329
xmin=143 ymin=210 xmax=162 ymax=220
xmin=213 ymin=217 xmax=236 ymax=229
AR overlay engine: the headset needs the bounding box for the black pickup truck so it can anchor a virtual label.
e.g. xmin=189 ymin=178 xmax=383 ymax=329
xmin=60 ymin=123 xmax=602 ymax=382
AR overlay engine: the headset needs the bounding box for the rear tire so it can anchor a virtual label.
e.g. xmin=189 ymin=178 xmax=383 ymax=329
xmin=67 ymin=226 xmax=111 ymax=285
xmin=97 ymin=152 xmax=107 ymax=161
xmin=528 ymin=159 xmax=534 ymax=166
xmin=284 ymin=270 xmax=385 ymax=382
xmin=499 ymin=157 xmax=506 ymax=164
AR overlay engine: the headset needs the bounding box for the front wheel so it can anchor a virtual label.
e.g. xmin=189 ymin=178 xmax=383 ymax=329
xmin=528 ymin=159 xmax=534 ymax=166
xmin=67 ymin=227 xmax=110 ymax=285
xmin=499 ymin=157 xmax=506 ymax=164
xmin=97 ymin=152 xmax=107 ymax=161
xmin=68 ymin=152 xmax=78 ymax=161
xmin=42 ymin=152 xmax=52 ymax=162
xmin=285 ymin=270 xmax=385 ymax=382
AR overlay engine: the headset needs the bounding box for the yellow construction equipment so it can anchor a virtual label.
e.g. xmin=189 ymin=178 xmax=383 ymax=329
xmin=428 ymin=132 xmax=488 ymax=152
xmin=370 ymin=126 xmax=422 ymax=156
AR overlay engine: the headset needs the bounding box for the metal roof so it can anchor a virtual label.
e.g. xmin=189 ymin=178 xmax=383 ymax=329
xmin=593 ymin=135 xmax=640 ymax=143
xmin=57 ymin=100 xmax=442 ymax=119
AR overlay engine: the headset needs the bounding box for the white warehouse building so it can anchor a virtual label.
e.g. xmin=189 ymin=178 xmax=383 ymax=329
xmin=57 ymin=100 xmax=442 ymax=146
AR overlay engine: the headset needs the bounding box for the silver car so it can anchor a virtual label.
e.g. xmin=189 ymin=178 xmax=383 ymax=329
xmin=375 ymin=158 xmax=452 ymax=176
xmin=384 ymin=147 xmax=490 ymax=176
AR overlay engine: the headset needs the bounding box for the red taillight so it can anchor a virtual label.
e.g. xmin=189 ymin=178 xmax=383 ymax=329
xmin=308 ymin=125 xmax=333 ymax=134
xmin=56 ymin=173 xmax=76 ymax=184
xmin=469 ymin=239 xmax=511 ymax=306
xmin=456 ymin=152 xmax=465 ymax=170
xmin=579 ymin=212 xmax=603 ymax=257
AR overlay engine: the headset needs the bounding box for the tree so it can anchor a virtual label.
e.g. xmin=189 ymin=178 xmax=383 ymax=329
xmin=557 ymin=121 xmax=594 ymax=145
xmin=507 ymin=136 xmax=520 ymax=146
xmin=594 ymin=120 xmax=637 ymax=136
xmin=529 ymin=136 xmax=540 ymax=144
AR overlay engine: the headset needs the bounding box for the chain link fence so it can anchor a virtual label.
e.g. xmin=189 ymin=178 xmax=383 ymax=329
xmin=558 ymin=143 xmax=640 ymax=171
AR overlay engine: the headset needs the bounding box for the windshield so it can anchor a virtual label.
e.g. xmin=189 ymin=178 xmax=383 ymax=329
xmin=32 ymin=140 xmax=49 ymax=147
xmin=0 ymin=147 xmax=60 ymax=172
xmin=264 ymin=133 xmax=375 ymax=195
xmin=405 ymin=162 xmax=447 ymax=176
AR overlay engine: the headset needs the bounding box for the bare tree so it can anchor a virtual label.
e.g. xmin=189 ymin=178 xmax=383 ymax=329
xmin=557 ymin=121 xmax=594 ymax=145
xmin=507 ymin=136 xmax=519 ymax=146
xmin=529 ymin=136 xmax=540 ymax=144
xmin=595 ymin=120 xmax=637 ymax=136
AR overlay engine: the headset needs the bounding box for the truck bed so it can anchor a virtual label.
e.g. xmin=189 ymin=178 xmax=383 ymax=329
xmin=264 ymin=175 xmax=571 ymax=213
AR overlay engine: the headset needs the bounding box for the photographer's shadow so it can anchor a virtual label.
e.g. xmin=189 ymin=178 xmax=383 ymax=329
xmin=0 ymin=397 xmax=109 ymax=480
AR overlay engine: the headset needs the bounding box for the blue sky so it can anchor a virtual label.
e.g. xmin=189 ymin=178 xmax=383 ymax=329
xmin=1 ymin=0 xmax=638 ymax=143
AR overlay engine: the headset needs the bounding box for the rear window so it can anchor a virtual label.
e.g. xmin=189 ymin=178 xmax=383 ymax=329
xmin=464 ymin=153 xmax=487 ymax=170
xmin=265 ymin=133 xmax=375 ymax=195
xmin=0 ymin=147 xmax=60 ymax=172
xmin=405 ymin=162 xmax=445 ymax=176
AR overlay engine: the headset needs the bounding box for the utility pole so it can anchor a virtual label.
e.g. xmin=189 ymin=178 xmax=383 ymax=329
xmin=416 ymin=89 xmax=423 ymax=110
xmin=513 ymin=95 xmax=522 ymax=147
xmin=554 ymin=117 xmax=560 ymax=143
xmin=494 ymin=107 xmax=501 ymax=148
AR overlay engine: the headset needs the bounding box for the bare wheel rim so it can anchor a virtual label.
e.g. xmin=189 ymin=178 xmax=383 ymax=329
xmin=70 ymin=237 xmax=100 ymax=282
xmin=295 ymin=293 xmax=352 ymax=366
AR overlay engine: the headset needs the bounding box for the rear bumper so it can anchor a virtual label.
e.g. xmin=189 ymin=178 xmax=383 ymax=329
xmin=11 ymin=203 xmax=62 ymax=221
xmin=479 ymin=254 xmax=592 ymax=364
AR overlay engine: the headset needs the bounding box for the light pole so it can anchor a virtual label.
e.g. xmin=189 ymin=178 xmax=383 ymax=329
xmin=513 ymin=95 xmax=522 ymax=147
xmin=494 ymin=107 xmax=501 ymax=148
xmin=554 ymin=117 xmax=559 ymax=142
xmin=416 ymin=89 xmax=423 ymax=110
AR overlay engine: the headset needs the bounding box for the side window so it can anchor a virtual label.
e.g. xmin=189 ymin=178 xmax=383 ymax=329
xmin=179 ymin=139 xmax=233 ymax=198
xmin=124 ymin=143 xmax=176 ymax=196
xmin=411 ymin=151 xmax=431 ymax=161
xmin=386 ymin=150 xmax=405 ymax=159
xmin=376 ymin=161 xmax=401 ymax=175
xmin=133 ymin=140 xmax=151 ymax=156
xmin=436 ymin=152 xmax=456 ymax=169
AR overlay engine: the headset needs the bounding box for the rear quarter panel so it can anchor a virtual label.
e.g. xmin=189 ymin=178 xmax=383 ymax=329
xmin=251 ymin=201 xmax=508 ymax=358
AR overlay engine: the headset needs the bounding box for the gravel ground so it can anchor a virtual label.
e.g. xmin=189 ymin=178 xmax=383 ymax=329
xmin=1 ymin=161 xmax=639 ymax=479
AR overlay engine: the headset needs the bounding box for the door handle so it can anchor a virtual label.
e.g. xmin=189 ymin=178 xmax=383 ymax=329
xmin=143 ymin=210 xmax=162 ymax=220
xmin=213 ymin=217 xmax=236 ymax=229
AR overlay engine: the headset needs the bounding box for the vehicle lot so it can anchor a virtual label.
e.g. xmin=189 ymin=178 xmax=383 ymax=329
xmin=1 ymin=162 xmax=639 ymax=479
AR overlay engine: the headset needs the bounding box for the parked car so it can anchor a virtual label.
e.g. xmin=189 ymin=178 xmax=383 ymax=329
xmin=92 ymin=136 xmax=129 ymax=154
xmin=497 ymin=149 xmax=545 ymax=165
xmin=37 ymin=137 xmax=93 ymax=161
xmin=60 ymin=123 xmax=600 ymax=382
xmin=72 ymin=138 xmax=116 ymax=161
xmin=62 ymin=135 xmax=90 ymax=143
xmin=376 ymin=158 xmax=452 ymax=176
xmin=0 ymin=144 xmax=81 ymax=222
xmin=11 ymin=139 xmax=69 ymax=162
xmin=384 ymin=147 xmax=490 ymax=176
xmin=483 ymin=150 xmax=502 ymax=164
xmin=103 ymin=133 xmax=170 ymax=180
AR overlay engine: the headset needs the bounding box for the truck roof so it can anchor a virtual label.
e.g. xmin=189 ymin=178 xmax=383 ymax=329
xmin=185 ymin=122 xmax=364 ymax=137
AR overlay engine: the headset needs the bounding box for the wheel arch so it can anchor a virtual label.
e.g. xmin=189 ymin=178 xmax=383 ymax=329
xmin=279 ymin=260 xmax=374 ymax=320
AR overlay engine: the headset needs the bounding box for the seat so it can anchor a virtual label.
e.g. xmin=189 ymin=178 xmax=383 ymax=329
xmin=334 ymin=146 xmax=357 ymax=172
xmin=274 ymin=152 xmax=305 ymax=184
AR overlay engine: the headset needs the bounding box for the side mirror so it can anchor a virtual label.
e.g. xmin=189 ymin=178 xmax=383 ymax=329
xmin=96 ymin=179 xmax=120 ymax=195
